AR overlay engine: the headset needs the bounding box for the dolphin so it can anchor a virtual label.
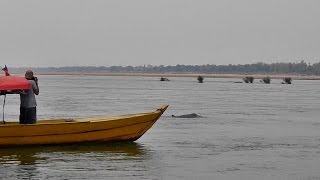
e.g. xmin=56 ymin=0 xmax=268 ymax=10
xmin=171 ymin=113 xmax=202 ymax=118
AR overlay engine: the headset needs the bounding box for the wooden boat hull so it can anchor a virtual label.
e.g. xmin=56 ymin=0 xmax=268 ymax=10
xmin=0 ymin=105 xmax=168 ymax=147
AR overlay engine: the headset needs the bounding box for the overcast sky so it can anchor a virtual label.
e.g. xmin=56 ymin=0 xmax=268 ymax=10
xmin=1 ymin=0 xmax=320 ymax=67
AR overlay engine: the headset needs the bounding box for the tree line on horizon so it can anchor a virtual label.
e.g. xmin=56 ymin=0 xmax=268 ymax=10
xmin=6 ymin=61 xmax=320 ymax=75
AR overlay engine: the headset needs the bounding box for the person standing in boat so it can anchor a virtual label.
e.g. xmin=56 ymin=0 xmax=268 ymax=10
xmin=20 ymin=70 xmax=39 ymax=124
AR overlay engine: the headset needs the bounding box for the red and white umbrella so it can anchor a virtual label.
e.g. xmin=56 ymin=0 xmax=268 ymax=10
xmin=0 ymin=76 xmax=30 ymax=91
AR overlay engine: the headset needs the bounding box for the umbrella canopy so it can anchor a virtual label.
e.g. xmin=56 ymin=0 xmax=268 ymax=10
xmin=0 ymin=76 xmax=30 ymax=91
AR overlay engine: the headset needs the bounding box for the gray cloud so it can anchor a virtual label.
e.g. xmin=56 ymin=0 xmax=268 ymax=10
xmin=1 ymin=0 xmax=320 ymax=67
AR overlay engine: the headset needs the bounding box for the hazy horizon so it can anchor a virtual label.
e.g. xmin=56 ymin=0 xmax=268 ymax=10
xmin=2 ymin=60 xmax=319 ymax=69
xmin=1 ymin=0 xmax=320 ymax=67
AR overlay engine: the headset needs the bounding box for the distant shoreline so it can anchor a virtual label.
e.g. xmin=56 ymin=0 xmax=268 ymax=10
xmin=35 ymin=72 xmax=320 ymax=80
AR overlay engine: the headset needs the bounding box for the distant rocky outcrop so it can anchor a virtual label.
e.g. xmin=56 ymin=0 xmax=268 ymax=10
xmin=160 ymin=77 xmax=170 ymax=81
xmin=282 ymin=77 xmax=292 ymax=84
xmin=261 ymin=76 xmax=271 ymax=84
xmin=197 ymin=76 xmax=204 ymax=83
xmin=243 ymin=76 xmax=254 ymax=83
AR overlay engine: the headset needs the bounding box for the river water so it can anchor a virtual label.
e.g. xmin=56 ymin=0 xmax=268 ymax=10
xmin=1 ymin=75 xmax=320 ymax=180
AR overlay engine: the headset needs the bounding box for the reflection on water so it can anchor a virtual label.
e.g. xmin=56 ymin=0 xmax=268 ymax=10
xmin=0 ymin=142 xmax=146 ymax=164
xmin=0 ymin=142 xmax=152 ymax=180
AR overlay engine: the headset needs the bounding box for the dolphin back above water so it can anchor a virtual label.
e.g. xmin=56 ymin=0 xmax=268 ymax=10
xmin=171 ymin=113 xmax=203 ymax=118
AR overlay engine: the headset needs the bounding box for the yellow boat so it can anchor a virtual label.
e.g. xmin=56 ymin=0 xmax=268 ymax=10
xmin=0 ymin=105 xmax=168 ymax=147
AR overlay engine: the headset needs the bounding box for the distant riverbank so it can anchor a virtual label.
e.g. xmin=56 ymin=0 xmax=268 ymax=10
xmin=35 ymin=72 xmax=320 ymax=80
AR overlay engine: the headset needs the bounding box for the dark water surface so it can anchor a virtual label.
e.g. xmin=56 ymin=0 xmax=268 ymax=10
xmin=1 ymin=75 xmax=320 ymax=179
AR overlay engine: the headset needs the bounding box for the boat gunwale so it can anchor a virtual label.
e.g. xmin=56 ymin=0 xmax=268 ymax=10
xmin=0 ymin=118 xmax=157 ymax=139
xmin=0 ymin=105 xmax=168 ymax=127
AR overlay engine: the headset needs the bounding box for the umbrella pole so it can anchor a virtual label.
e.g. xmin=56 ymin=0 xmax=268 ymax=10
xmin=2 ymin=94 xmax=6 ymax=124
